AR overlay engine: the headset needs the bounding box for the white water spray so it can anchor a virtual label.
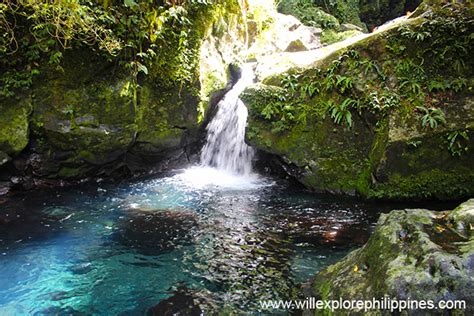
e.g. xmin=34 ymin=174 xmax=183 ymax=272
xmin=174 ymin=64 xmax=269 ymax=190
xmin=200 ymin=64 xmax=255 ymax=175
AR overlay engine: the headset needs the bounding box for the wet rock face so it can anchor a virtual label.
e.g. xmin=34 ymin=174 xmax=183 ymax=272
xmin=306 ymin=199 xmax=474 ymax=314
xmin=113 ymin=209 xmax=198 ymax=255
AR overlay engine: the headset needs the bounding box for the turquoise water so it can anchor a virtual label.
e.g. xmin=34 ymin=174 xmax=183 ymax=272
xmin=0 ymin=168 xmax=448 ymax=314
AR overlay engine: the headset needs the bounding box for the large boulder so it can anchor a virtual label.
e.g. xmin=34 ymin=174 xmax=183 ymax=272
xmin=304 ymin=199 xmax=474 ymax=314
xmin=248 ymin=13 xmax=324 ymax=59
xmin=242 ymin=1 xmax=474 ymax=200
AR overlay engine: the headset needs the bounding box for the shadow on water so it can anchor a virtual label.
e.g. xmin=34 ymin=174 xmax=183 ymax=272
xmin=0 ymin=172 xmax=463 ymax=314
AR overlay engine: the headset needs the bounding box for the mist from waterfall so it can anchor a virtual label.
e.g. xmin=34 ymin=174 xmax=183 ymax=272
xmin=200 ymin=64 xmax=255 ymax=175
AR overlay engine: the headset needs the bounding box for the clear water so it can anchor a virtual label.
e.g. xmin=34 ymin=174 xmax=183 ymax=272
xmin=0 ymin=169 xmax=452 ymax=315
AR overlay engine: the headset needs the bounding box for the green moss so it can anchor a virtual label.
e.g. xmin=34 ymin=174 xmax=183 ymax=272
xmin=321 ymin=29 xmax=362 ymax=45
xmin=314 ymin=0 xmax=364 ymax=28
xmin=370 ymin=168 xmax=474 ymax=200
xmin=58 ymin=167 xmax=82 ymax=178
xmin=0 ymin=97 xmax=31 ymax=155
xmin=277 ymin=0 xmax=340 ymax=29
xmin=309 ymin=200 xmax=474 ymax=310
xmin=244 ymin=2 xmax=473 ymax=200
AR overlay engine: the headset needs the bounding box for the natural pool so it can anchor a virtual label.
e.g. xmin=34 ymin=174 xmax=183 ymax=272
xmin=0 ymin=167 xmax=455 ymax=315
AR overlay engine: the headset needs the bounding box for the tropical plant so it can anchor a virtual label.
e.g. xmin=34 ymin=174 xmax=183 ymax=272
xmin=328 ymin=98 xmax=358 ymax=128
xmin=416 ymin=106 xmax=446 ymax=129
xmin=446 ymin=130 xmax=469 ymax=157
xmin=281 ymin=74 xmax=300 ymax=92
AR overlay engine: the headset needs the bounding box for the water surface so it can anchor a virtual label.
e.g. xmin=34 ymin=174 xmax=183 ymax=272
xmin=0 ymin=168 xmax=454 ymax=314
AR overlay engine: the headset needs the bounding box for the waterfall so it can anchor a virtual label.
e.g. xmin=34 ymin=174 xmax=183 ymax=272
xmin=200 ymin=64 xmax=255 ymax=175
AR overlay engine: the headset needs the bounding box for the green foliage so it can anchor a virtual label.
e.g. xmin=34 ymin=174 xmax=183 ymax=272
xmin=446 ymin=130 xmax=469 ymax=157
xmin=328 ymin=98 xmax=357 ymax=128
xmin=299 ymin=80 xmax=320 ymax=98
xmin=416 ymin=106 xmax=446 ymax=129
xmin=335 ymin=75 xmax=353 ymax=93
xmin=281 ymin=74 xmax=300 ymax=92
xmin=313 ymin=0 xmax=362 ymax=27
xmin=320 ymin=29 xmax=360 ymax=45
xmin=0 ymin=0 xmax=216 ymax=97
xmin=360 ymin=59 xmax=385 ymax=80
xmin=399 ymin=24 xmax=431 ymax=42
xmin=277 ymin=0 xmax=340 ymax=29
xmin=365 ymin=91 xmax=400 ymax=114
xmin=395 ymin=59 xmax=425 ymax=95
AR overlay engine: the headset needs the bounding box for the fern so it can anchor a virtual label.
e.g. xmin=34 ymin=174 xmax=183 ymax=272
xmin=328 ymin=98 xmax=358 ymax=128
xmin=416 ymin=106 xmax=446 ymax=129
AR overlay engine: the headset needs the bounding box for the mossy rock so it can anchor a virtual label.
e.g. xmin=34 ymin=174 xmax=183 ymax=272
xmin=244 ymin=2 xmax=474 ymax=200
xmin=0 ymin=96 xmax=30 ymax=156
xmin=306 ymin=199 xmax=474 ymax=314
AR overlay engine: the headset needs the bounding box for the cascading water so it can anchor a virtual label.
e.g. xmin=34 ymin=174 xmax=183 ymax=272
xmin=175 ymin=64 xmax=264 ymax=189
xmin=200 ymin=64 xmax=255 ymax=175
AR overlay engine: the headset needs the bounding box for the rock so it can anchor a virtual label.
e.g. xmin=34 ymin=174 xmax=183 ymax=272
xmin=147 ymin=287 xmax=217 ymax=316
xmin=275 ymin=14 xmax=322 ymax=52
xmin=113 ymin=209 xmax=198 ymax=255
xmin=0 ymin=181 xmax=11 ymax=196
xmin=271 ymin=213 xmax=370 ymax=246
xmin=74 ymin=115 xmax=98 ymax=127
xmin=0 ymin=151 xmax=10 ymax=167
xmin=284 ymin=26 xmax=323 ymax=52
xmin=284 ymin=39 xmax=308 ymax=52
xmin=305 ymin=199 xmax=474 ymax=314
xmin=340 ymin=23 xmax=364 ymax=32
xmin=69 ymin=262 xmax=93 ymax=275
xmin=0 ymin=97 xmax=30 ymax=156
xmin=243 ymin=2 xmax=474 ymax=200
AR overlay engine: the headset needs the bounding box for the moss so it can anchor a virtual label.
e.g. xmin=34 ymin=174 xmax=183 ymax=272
xmin=321 ymin=29 xmax=362 ymax=45
xmin=370 ymin=168 xmax=474 ymax=201
xmin=314 ymin=0 xmax=364 ymax=28
xmin=0 ymin=97 xmax=31 ymax=156
xmin=277 ymin=0 xmax=340 ymax=29
xmin=58 ymin=166 xmax=83 ymax=178
xmin=309 ymin=200 xmax=474 ymax=311
xmin=244 ymin=2 xmax=473 ymax=200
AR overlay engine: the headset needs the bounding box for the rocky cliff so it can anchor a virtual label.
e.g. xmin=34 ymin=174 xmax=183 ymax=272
xmin=242 ymin=0 xmax=473 ymax=201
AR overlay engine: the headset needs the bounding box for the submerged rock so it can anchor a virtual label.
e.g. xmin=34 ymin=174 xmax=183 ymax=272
xmin=147 ymin=287 xmax=217 ymax=316
xmin=271 ymin=213 xmax=370 ymax=246
xmin=304 ymin=199 xmax=474 ymax=314
xmin=114 ymin=209 xmax=198 ymax=255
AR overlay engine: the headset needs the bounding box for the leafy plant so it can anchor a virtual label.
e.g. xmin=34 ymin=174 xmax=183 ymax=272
xmin=395 ymin=59 xmax=426 ymax=95
xmin=399 ymin=24 xmax=431 ymax=42
xmin=335 ymin=75 xmax=353 ymax=93
xmin=366 ymin=91 xmax=400 ymax=114
xmin=416 ymin=106 xmax=446 ymax=129
xmin=281 ymin=74 xmax=300 ymax=92
xmin=299 ymin=80 xmax=320 ymax=98
xmin=446 ymin=130 xmax=469 ymax=157
xmin=328 ymin=98 xmax=358 ymax=128
xmin=360 ymin=59 xmax=386 ymax=80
